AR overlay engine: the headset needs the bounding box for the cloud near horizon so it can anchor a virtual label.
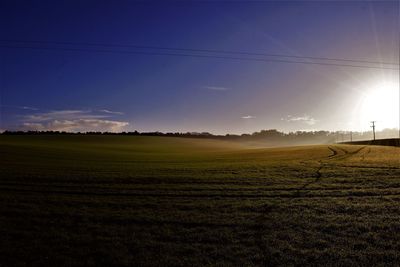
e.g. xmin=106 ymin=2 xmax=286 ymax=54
xmin=99 ymin=109 xmax=124 ymax=115
xmin=282 ymin=115 xmax=318 ymax=125
xmin=21 ymin=109 xmax=129 ymax=132
xmin=0 ymin=105 xmax=39 ymax=111
xmin=241 ymin=115 xmax=255 ymax=119
xmin=203 ymin=86 xmax=230 ymax=91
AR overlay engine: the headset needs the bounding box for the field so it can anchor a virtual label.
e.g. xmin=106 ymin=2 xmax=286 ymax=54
xmin=1 ymin=135 xmax=400 ymax=266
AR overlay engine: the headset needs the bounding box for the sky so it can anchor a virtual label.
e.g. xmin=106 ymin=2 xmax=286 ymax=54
xmin=0 ymin=0 xmax=399 ymax=134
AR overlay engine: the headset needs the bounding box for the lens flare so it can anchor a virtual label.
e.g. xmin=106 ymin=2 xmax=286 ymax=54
xmin=352 ymin=81 xmax=399 ymax=131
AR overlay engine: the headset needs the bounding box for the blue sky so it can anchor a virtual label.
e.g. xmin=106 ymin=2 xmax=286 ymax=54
xmin=1 ymin=0 xmax=399 ymax=134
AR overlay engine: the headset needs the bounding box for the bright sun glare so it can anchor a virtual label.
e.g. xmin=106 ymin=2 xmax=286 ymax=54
xmin=355 ymin=81 xmax=399 ymax=130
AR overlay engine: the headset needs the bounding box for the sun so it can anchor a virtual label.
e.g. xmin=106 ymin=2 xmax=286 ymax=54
xmin=355 ymin=81 xmax=399 ymax=130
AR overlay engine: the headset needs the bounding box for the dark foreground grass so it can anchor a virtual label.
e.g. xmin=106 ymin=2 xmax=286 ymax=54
xmin=1 ymin=135 xmax=400 ymax=266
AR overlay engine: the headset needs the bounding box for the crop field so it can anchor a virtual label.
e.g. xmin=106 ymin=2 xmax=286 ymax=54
xmin=1 ymin=135 xmax=400 ymax=266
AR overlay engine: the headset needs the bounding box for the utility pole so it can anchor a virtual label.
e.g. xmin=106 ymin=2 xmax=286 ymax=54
xmin=350 ymin=131 xmax=353 ymax=142
xmin=370 ymin=121 xmax=376 ymax=141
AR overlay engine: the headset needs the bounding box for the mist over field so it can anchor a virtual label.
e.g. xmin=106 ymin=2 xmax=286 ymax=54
xmin=3 ymin=127 xmax=399 ymax=148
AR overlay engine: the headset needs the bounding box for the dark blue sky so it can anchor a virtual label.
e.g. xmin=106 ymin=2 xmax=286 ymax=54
xmin=1 ymin=1 xmax=399 ymax=134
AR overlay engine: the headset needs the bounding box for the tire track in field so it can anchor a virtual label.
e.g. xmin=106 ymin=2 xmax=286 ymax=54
xmin=298 ymin=161 xmax=323 ymax=190
xmin=297 ymin=146 xmax=339 ymax=191
xmin=254 ymin=144 xmax=371 ymax=260
xmin=254 ymin=145 xmax=360 ymax=263
xmin=330 ymin=145 xmax=367 ymax=161
xmin=327 ymin=146 xmax=339 ymax=157
xmin=255 ymin=145 xmax=349 ymax=261
xmin=298 ymin=145 xmax=366 ymax=191
xmin=361 ymin=147 xmax=371 ymax=161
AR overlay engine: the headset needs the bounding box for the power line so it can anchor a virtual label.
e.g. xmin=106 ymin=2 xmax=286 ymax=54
xmin=1 ymin=39 xmax=398 ymax=66
xmin=1 ymin=44 xmax=399 ymax=70
xmin=0 ymin=39 xmax=398 ymax=66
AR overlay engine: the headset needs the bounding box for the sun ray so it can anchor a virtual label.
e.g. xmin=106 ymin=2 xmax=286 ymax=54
xmin=352 ymin=80 xmax=399 ymax=131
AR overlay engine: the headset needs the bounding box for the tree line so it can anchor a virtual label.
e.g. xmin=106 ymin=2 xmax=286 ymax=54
xmin=2 ymin=128 xmax=398 ymax=144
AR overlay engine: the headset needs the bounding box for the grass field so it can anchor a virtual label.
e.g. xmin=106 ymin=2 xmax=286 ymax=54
xmin=1 ymin=135 xmax=400 ymax=266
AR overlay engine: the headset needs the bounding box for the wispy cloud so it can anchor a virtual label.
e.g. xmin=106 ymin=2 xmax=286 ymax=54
xmin=282 ymin=114 xmax=318 ymax=125
xmin=241 ymin=115 xmax=255 ymax=119
xmin=203 ymin=86 xmax=230 ymax=91
xmin=0 ymin=105 xmax=38 ymax=111
xmin=20 ymin=109 xmax=129 ymax=132
xmin=23 ymin=110 xmax=108 ymax=122
xmin=21 ymin=106 xmax=39 ymax=111
xmin=99 ymin=109 xmax=124 ymax=115
xmin=22 ymin=119 xmax=128 ymax=132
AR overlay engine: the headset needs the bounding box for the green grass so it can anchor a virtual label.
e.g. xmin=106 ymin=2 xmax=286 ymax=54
xmin=1 ymin=135 xmax=400 ymax=266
